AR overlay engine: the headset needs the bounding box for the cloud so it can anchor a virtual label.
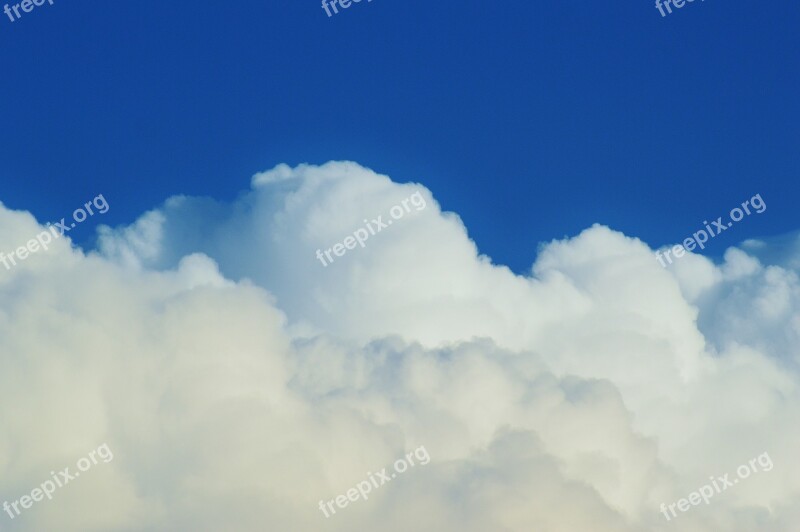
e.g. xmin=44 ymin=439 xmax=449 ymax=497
xmin=0 ymin=161 xmax=798 ymax=530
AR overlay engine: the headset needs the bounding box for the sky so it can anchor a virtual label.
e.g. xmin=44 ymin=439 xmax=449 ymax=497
xmin=1 ymin=1 xmax=798 ymax=271
xmin=1 ymin=1 xmax=800 ymax=531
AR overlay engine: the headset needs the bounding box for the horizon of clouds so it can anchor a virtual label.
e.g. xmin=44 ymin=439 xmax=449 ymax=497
xmin=0 ymin=161 xmax=798 ymax=530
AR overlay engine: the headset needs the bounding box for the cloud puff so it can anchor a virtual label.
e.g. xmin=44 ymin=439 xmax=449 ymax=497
xmin=0 ymin=161 xmax=798 ymax=530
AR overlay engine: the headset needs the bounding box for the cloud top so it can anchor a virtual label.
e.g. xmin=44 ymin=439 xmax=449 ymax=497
xmin=0 ymin=162 xmax=798 ymax=530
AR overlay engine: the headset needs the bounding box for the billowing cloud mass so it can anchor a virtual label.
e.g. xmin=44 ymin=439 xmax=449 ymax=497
xmin=1 ymin=161 xmax=799 ymax=531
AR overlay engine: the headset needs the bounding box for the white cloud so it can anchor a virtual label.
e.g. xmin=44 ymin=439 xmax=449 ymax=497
xmin=0 ymin=162 xmax=798 ymax=530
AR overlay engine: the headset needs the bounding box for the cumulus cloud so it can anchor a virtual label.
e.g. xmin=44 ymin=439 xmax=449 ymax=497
xmin=1 ymin=161 xmax=799 ymax=531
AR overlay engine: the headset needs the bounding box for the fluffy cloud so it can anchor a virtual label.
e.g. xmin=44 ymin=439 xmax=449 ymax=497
xmin=0 ymin=161 xmax=798 ymax=531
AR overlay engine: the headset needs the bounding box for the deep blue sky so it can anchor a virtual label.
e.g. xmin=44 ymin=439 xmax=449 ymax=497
xmin=1 ymin=0 xmax=798 ymax=272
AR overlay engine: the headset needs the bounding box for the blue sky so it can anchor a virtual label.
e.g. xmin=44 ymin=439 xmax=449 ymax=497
xmin=0 ymin=0 xmax=797 ymax=272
